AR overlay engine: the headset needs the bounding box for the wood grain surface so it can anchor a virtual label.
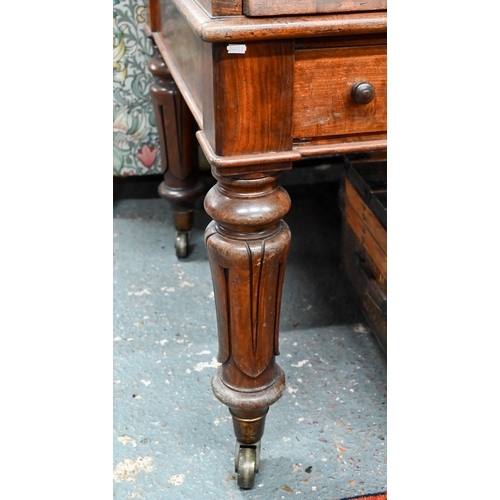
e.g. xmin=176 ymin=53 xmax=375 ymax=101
xmin=244 ymin=0 xmax=386 ymax=17
xmin=345 ymin=178 xmax=387 ymax=254
xmin=293 ymin=45 xmax=387 ymax=138
xmin=196 ymin=0 xmax=243 ymax=16
xmin=160 ymin=0 xmax=205 ymax=117
xmin=344 ymin=197 xmax=386 ymax=280
xmin=170 ymin=0 xmax=386 ymax=42
xmin=209 ymin=41 xmax=294 ymax=156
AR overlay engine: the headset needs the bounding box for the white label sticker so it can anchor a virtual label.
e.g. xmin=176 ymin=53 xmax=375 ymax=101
xmin=227 ymin=44 xmax=247 ymax=54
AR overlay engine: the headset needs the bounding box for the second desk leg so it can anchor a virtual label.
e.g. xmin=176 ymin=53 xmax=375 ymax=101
xmin=148 ymin=43 xmax=203 ymax=258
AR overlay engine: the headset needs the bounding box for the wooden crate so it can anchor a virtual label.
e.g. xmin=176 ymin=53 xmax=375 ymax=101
xmin=339 ymin=153 xmax=387 ymax=354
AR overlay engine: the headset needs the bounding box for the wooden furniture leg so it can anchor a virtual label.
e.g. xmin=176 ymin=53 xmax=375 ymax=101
xmin=148 ymin=42 xmax=203 ymax=258
xmin=204 ymin=165 xmax=291 ymax=488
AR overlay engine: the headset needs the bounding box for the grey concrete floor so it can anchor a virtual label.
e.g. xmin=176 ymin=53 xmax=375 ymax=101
xmin=113 ymin=171 xmax=387 ymax=499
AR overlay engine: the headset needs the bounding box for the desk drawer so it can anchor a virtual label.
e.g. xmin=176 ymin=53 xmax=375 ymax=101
xmin=293 ymin=45 xmax=387 ymax=139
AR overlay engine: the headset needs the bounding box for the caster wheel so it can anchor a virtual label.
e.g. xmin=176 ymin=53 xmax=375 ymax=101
xmin=175 ymin=232 xmax=188 ymax=258
xmin=236 ymin=447 xmax=257 ymax=489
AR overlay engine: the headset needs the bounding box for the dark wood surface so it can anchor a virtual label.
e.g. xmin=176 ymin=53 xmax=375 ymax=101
xmin=209 ymin=41 xmax=294 ymax=156
xmin=293 ymin=134 xmax=387 ymax=156
xmin=196 ymin=0 xmax=243 ymax=16
xmin=144 ymin=0 xmax=387 ymax=487
xmin=343 ymin=181 xmax=386 ymax=280
xmin=147 ymin=0 xmax=161 ymax=32
xmin=159 ymin=0 xmax=206 ymax=122
xmin=345 ymin=179 xmax=386 ymax=255
xmin=339 ymin=155 xmax=387 ymax=353
xmin=158 ymin=0 xmax=386 ymax=42
xmin=244 ymin=0 xmax=386 ymax=17
xmin=148 ymin=40 xmax=204 ymax=247
xmin=341 ymin=219 xmax=387 ymax=353
xmin=293 ymin=45 xmax=387 ymax=139
xmin=151 ymin=1 xmax=386 ymax=158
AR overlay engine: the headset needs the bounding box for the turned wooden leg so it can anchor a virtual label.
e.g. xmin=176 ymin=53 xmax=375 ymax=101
xmin=204 ymin=166 xmax=291 ymax=489
xmin=148 ymin=42 xmax=203 ymax=258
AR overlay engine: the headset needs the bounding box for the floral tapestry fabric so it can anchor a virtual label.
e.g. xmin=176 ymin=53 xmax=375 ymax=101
xmin=113 ymin=0 xmax=161 ymax=176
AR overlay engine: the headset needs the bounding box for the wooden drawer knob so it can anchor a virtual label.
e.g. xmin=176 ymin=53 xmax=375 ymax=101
xmin=351 ymin=82 xmax=375 ymax=104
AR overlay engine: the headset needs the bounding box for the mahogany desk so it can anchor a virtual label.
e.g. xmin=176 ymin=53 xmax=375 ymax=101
xmin=145 ymin=0 xmax=387 ymax=488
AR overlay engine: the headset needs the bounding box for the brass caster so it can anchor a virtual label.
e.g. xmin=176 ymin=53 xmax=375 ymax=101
xmin=175 ymin=232 xmax=189 ymax=258
xmin=235 ymin=441 xmax=260 ymax=489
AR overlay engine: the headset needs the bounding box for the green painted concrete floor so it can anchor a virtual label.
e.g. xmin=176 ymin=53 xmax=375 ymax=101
xmin=113 ymin=170 xmax=387 ymax=499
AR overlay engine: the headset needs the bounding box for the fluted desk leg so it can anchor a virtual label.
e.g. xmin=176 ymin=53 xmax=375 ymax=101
xmin=204 ymin=166 xmax=291 ymax=489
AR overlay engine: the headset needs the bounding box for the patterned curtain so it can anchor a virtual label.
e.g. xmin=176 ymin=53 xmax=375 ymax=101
xmin=113 ymin=0 xmax=162 ymax=176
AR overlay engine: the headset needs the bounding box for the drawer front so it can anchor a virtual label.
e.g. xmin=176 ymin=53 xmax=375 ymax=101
xmin=293 ymin=45 xmax=387 ymax=139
